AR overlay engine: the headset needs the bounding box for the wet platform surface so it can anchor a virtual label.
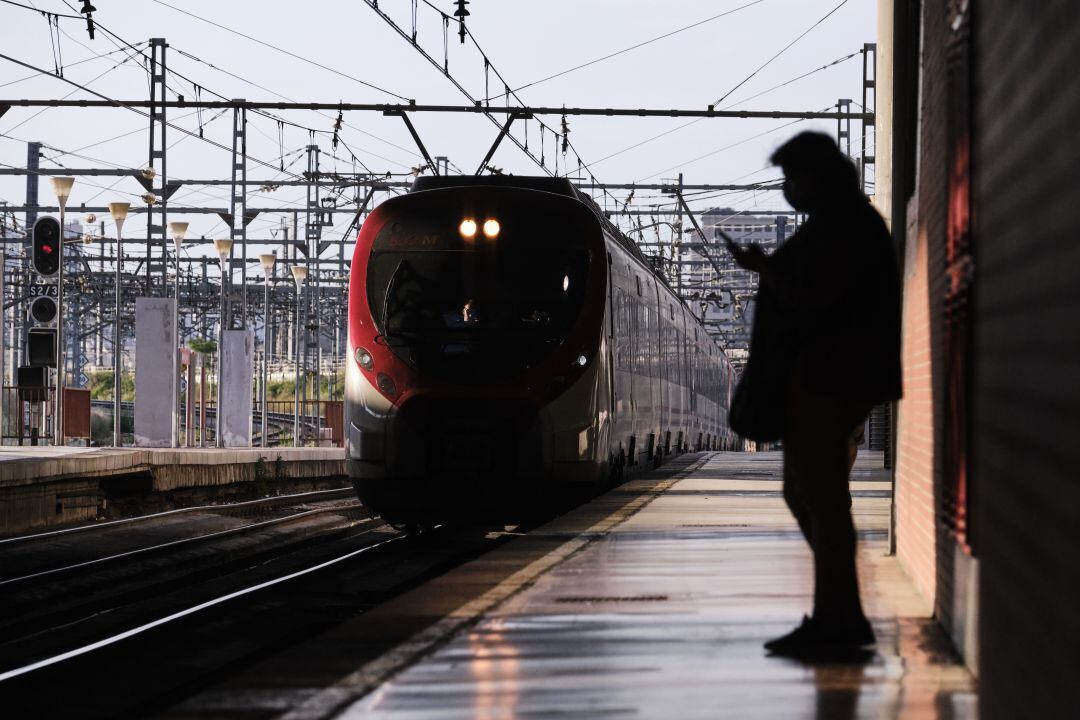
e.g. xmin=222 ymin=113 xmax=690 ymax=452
xmin=174 ymin=452 xmax=978 ymax=719
xmin=348 ymin=453 xmax=975 ymax=719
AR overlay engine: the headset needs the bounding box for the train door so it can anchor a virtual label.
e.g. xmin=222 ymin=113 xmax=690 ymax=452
xmin=605 ymin=253 xmax=616 ymax=416
xmin=604 ymin=253 xmax=616 ymax=462
xmin=652 ymin=281 xmax=664 ymax=457
xmin=689 ymin=324 xmax=699 ymax=448
xmin=631 ymin=271 xmax=645 ymax=463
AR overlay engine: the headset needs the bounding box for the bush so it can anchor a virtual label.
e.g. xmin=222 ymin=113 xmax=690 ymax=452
xmin=188 ymin=337 xmax=217 ymax=354
xmin=88 ymin=371 xmax=134 ymax=401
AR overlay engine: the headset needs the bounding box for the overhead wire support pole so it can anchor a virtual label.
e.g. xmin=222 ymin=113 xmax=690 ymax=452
xmin=228 ymin=100 xmax=249 ymax=327
xmin=384 ymin=111 xmax=439 ymax=176
xmin=303 ymin=144 xmax=321 ymax=415
xmin=475 ymin=111 xmax=527 ymax=174
xmin=147 ymin=38 xmax=168 ymax=296
xmin=861 ymin=42 xmax=877 ymax=194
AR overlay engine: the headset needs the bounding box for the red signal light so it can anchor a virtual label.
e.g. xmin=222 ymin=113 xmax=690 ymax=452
xmin=32 ymin=216 xmax=62 ymax=276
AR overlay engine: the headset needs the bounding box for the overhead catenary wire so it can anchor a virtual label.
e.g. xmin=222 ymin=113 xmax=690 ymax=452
xmin=578 ymin=49 xmax=863 ymax=175
xmin=1 ymin=0 xmax=419 ymax=174
xmin=481 ymin=0 xmax=769 ymax=101
xmin=0 ymin=52 xmax=309 ymax=181
xmin=54 ymin=3 xmax=398 ymax=173
xmin=148 ymin=0 xmax=413 ymax=103
xmin=713 ymin=0 xmax=853 ymax=106
xmin=1 ymin=45 xmax=139 ymax=135
xmin=573 ymin=0 xmax=861 ymax=176
xmin=0 ymin=41 xmax=146 ymax=89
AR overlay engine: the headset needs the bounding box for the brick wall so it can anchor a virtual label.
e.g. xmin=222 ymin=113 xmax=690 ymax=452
xmin=973 ymin=1 xmax=1080 ymax=717
xmin=895 ymin=0 xmax=951 ymax=614
xmin=896 ymin=221 xmax=936 ymax=601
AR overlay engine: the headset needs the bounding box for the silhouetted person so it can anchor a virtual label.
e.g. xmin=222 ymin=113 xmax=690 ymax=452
xmin=726 ymin=131 xmax=902 ymax=655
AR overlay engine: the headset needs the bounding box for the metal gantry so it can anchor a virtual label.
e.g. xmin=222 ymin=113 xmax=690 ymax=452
xmin=0 ymin=34 xmax=880 ymax=443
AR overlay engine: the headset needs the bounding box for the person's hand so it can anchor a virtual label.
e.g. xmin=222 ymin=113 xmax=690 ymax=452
xmin=718 ymin=228 xmax=768 ymax=272
xmin=732 ymin=243 xmax=768 ymax=272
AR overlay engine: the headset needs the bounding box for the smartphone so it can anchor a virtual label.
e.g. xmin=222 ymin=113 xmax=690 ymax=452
xmin=716 ymin=227 xmax=740 ymax=255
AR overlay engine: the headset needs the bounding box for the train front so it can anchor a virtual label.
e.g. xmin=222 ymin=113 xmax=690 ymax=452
xmin=346 ymin=181 xmax=608 ymax=524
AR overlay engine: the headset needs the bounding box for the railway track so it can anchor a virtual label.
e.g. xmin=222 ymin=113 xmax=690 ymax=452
xmin=90 ymin=398 xmax=322 ymax=446
xmin=0 ymin=487 xmax=357 ymax=550
xmin=0 ymin=492 xmax=369 ymax=644
xmin=0 ymin=496 xmax=521 ymax=718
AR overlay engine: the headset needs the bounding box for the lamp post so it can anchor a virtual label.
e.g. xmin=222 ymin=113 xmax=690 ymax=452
xmin=108 ymin=202 xmax=129 ymax=446
xmin=290 ymin=264 xmax=308 ymax=446
xmin=259 ymin=253 xmax=277 ymax=448
xmin=50 ymin=177 xmax=74 ymax=445
xmin=169 ymin=221 xmax=188 ymax=448
xmin=214 ymin=238 xmax=233 ymax=448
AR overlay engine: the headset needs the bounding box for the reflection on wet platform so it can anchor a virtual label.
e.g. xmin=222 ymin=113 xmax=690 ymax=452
xmin=347 ymin=453 xmax=977 ymax=719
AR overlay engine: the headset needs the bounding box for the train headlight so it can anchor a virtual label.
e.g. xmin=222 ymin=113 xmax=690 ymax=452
xmin=459 ymin=218 xmax=477 ymax=239
xmin=376 ymin=373 xmax=398 ymax=398
xmin=482 ymin=218 xmax=500 ymax=239
xmin=575 ymin=354 xmax=588 ymax=367
xmin=354 ymin=347 xmax=374 ymax=371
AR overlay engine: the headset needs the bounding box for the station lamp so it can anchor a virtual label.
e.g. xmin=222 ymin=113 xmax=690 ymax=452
xmin=168 ymin=221 xmax=188 ymax=447
xmin=108 ymin=201 xmax=129 ymax=446
xmin=290 ymin=264 xmax=308 ymax=286
xmin=214 ymin=237 xmax=234 ymax=323
xmin=290 ymin=264 xmax=308 ymax=445
xmin=213 ymin=237 xmax=234 ymax=448
xmin=49 ymin=177 xmax=74 ymax=446
xmin=258 ymin=253 xmax=277 ymax=448
xmin=51 ymin=176 xmax=74 ymax=210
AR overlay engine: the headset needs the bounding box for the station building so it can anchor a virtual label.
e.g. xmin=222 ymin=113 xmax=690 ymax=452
xmin=682 ymin=211 xmax=796 ymax=361
xmin=875 ymin=1 xmax=1080 ymax=716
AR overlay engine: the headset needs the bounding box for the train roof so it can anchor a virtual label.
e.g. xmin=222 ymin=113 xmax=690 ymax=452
xmin=409 ymin=175 xmax=641 ymax=258
xmin=407 ymin=175 xmax=724 ymax=354
xmin=410 ymin=175 xmax=577 ymax=196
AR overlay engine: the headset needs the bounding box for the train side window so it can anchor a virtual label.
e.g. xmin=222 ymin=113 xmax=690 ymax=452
xmin=669 ymin=304 xmax=674 ymax=320
xmin=635 ymin=275 xmax=642 ymax=297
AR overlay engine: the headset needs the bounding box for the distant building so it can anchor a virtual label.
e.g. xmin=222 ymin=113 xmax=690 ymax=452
xmin=678 ymin=208 xmax=797 ymax=361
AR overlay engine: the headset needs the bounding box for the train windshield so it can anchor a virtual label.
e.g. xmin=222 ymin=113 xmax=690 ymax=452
xmin=367 ymin=195 xmax=594 ymax=376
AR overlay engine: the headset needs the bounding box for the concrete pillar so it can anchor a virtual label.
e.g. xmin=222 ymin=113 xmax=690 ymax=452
xmin=219 ymin=328 xmax=254 ymax=447
xmin=133 ymin=297 xmax=175 ymax=447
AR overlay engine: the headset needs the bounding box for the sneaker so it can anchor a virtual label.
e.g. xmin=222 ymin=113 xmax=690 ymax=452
xmin=764 ymin=615 xmax=875 ymax=655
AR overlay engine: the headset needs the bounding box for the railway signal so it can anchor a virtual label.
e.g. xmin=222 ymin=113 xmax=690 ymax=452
xmin=31 ymin=216 xmax=61 ymax=276
xmin=27 ymin=328 xmax=56 ymax=367
xmin=26 ymin=218 xmax=61 ymax=368
xmin=29 ymin=295 xmax=57 ymax=325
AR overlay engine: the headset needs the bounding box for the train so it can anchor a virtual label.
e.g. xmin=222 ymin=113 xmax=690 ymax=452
xmin=345 ymin=175 xmax=736 ymax=524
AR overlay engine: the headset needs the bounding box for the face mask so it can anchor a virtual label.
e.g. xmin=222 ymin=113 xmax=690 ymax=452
xmin=783 ymin=176 xmax=814 ymax=212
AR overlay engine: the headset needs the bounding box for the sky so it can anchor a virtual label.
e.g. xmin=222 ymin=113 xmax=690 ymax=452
xmin=0 ymin=0 xmax=876 ymax=263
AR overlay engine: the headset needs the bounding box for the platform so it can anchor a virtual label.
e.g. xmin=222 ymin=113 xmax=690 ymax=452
xmin=174 ymin=451 xmax=977 ymax=719
xmin=0 ymin=446 xmax=346 ymax=535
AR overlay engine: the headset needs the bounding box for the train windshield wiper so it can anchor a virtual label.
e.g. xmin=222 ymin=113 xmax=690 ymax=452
xmin=380 ymin=259 xmax=406 ymax=338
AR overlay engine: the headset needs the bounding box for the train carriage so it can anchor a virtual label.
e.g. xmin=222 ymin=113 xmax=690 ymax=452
xmin=346 ymin=175 xmax=734 ymax=524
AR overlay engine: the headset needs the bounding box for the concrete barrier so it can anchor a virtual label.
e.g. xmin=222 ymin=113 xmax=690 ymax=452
xmin=0 ymin=446 xmax=347 ymax=535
